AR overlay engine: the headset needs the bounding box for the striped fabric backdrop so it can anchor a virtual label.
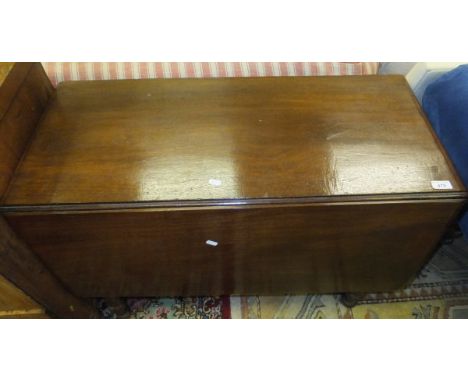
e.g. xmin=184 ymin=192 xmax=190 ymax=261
xmin=42 ymin=62 xmax=379 ymax=87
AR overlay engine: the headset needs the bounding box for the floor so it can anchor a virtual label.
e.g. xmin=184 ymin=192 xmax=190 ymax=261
xmin=98 ymin=235 xmax=468 ymax=319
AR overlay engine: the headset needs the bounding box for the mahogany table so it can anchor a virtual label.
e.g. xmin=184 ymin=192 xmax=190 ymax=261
xmin=0 ymin=63 xmax=466 ymax=317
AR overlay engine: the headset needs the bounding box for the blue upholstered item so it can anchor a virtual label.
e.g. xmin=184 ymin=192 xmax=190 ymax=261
xmin=422 ymin=64 xmax=468 ymax=239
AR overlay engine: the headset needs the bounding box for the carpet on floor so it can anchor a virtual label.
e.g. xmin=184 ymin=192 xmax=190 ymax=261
xmin=97 ymin=236 xmax=468 ymax=319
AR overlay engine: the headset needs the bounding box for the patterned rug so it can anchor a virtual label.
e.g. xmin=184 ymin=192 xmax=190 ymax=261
xmin=98 ymin=235 xmax=468 ymax=319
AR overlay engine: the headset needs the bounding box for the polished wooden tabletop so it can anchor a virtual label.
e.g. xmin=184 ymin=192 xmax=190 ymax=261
xmin=3 ymin=75 xmax=465 ymax=207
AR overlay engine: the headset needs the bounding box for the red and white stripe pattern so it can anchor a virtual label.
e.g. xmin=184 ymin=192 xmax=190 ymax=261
xmin=42 ymin=62 xmax=379 ymax=87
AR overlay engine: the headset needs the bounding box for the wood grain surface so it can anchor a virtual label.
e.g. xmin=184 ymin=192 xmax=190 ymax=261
xmin=0 ymin=62 xmax=53 ymax=200
xmin=0 ymin=62 xmax=15 ymax=88
xmin=0 ymin=273 xmax=48 ymax=318
xmin=4 ymin=75 xmax=464 ymax=207
xmin=0 ymin=216 xmax=99 ymax=317
xmin=1 ymin=69 xmax=466 ymax=303
xmin=5 ymin=200 xmax=464 ymax=297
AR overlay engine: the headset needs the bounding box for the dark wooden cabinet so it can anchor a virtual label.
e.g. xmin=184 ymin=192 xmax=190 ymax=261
xmin=5 ymin=201 xmax=464 ymax=297
xmin=0 ymin=63 xmax=466 ymax=316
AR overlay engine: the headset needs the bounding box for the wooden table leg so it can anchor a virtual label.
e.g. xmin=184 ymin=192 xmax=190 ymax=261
xmin=0 ymin=216 xmax=100 ymax=318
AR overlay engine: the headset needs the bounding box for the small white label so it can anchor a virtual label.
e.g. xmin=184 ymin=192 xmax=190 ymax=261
xmin=431 ymin=180 xmax=453 ymax=190
xmin=206 ymin=240 xmax=218 ymax=247
xmin=209 ymin=178 xmax=222 ymax=187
